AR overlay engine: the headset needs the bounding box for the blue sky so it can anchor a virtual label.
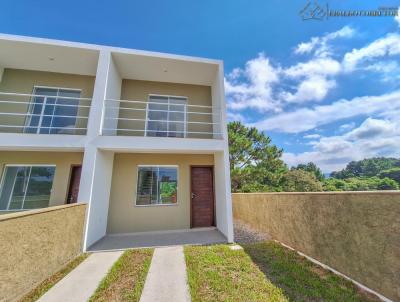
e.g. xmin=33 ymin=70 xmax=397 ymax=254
xmin=1 ymin=0 xmax=399 ymax=173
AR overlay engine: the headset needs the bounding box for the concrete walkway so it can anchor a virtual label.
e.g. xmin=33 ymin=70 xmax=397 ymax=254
xmin=140 ymin=246 xmax=191 ymax=302
xmin=38 ymin=251 xmax=123 ymax=302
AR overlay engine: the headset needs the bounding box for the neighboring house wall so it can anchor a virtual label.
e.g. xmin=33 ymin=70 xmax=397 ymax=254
xmin=0 ymin=151 xmax=83 ymax=207
xmin=0 ymin=68 xmax=95 ymax=132
xmin=118 ymin=79 xmax=213 ymax=138
xmin=232 ymin=192 xmax=400 ymax=302
xmin=0 ymin=203 xmax=86 ymax=302
xmin=107 ymin=153 xmax=214 ymax=233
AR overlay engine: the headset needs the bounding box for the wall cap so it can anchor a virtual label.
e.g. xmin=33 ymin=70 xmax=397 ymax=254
xmin=0 ymin=203 xmax=87 ymax=222
xmin=232 ymin=191 xmax=400 ymax=196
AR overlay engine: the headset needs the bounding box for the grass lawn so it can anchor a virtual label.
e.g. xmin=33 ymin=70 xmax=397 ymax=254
xmin=243 ymin=241 xmax=380 ymax=302
xmin=89 ymin=248 xmax=153 ymax=302
xmin=185 ymin=244 xmax=288 ymax=302
xmin=19 ymin=253 xmax=89 ymax=302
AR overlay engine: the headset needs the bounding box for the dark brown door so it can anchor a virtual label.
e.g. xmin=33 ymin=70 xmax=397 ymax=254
xmin=67 ymin=165 xmax=82 ymax=204
xmin=191 ymin=166 xmax=214 ymax=228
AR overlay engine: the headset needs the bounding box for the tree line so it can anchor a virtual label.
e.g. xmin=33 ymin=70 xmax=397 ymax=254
xmin=228 ymin=121 xmax=400 ymax=192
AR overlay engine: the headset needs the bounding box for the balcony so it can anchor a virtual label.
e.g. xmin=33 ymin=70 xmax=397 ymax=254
xmin=0 ymin=91 xmax=92 ymax=135
xmin=101 ymin=96 xmax=223 ymax=139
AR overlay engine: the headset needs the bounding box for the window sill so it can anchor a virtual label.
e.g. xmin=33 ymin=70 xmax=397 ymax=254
xmin=135 ymin=203 xmax=179 ymax=207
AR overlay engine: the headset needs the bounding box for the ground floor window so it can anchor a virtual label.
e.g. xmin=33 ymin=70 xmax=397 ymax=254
xmin=136 ymin=166 xmax=178 ymax=205
xmin=0 ymin=165 xmax=56 ymax=211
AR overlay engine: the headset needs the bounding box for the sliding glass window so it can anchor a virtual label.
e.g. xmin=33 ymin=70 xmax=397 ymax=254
xmin=0 ymin=166 xmax=56 ymax=211
xmin=136 ymin=166 xmax=178 ymax=205
xmin=146 ymin=95 xmax=186 ymax=138
xmin=24 ymin=87 xmax=81 ymax=134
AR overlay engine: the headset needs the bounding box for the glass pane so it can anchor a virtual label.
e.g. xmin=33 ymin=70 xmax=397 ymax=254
xmin=158 ymin=168 xmax=177 ymax=204
xmin=23 ymin=167 xmax=54 ymax=209
xmin=28 ymin=88 xmax=56 ymax=134
xmin=136 ymin=167 xmax=158 ymax=205
xmin=168 ymin=111 xmax=185 ymax=138
xmin=51 ymin=90 xmax=80 ymax=134
xmin=147 ymin=102 xmax=168 ymax=137
xmin=0 ymin=167 xmax=19 ymax=210
xmin=8 ymin=167 xmax=31 ymax=210
xmin=24 ymin=96 xmax=44 ymax=133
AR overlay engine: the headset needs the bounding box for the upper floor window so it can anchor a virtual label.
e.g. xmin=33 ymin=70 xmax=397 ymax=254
xmin=0 ymin=165 xmax=56 ymax=211
xmin=145 ymin=95 xmax=186 ymax=138
xmin=24 ymin=87 xmax=81 ymax=134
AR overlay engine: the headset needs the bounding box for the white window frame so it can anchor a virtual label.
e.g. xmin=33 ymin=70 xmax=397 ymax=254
xmin=0 ymin=164 xmax=56 ymax=211
xmin=145 ymin=94 xmax=187 ymax=138
xmin=24 ymin=86 xmax=82 ymax=134
xmin=135 ymin=165 xmax=179 ymax=207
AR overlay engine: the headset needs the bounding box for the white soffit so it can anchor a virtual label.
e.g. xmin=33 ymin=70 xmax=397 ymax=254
xmin=0 ymin=39 xmax=99 ymax=76
xmin=112 ymin=52 xmax=218 ymax=86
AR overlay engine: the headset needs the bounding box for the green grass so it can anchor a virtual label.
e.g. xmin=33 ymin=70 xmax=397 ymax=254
xmin=89 ymin=249 xmax=153 ymax=302
xmin=19 ymin=253 xmax=89 ymax=302
xmin=185 ymin=244 xmax=288 ymax=302
xmin=243 ymin=241 xmax=380 ymax=302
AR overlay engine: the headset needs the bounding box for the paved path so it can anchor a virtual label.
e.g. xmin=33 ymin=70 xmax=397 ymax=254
xmin=38 ymin=251 xmax=123 ymax=302
xmin=140 ymin=246 xmax=191 ymax=302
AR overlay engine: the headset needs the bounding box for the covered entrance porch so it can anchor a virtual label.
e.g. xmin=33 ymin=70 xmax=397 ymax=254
xmin=88 ymin=227 xmax=227 ymax=251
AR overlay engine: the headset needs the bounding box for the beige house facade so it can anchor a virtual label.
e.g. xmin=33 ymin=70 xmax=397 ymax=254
xmin=0 ymin=34 xmax=233 ymax=250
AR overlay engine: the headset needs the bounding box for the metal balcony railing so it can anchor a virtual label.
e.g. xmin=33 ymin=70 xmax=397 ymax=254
xmin=0 ymin=92 xmax=92 ymax=135
xmin=102 ymin=98 xmax=223 ymax=139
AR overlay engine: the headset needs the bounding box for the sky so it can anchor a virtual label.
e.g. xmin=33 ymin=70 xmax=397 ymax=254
xmin=0 ymin=0 xmax=399 ymax=173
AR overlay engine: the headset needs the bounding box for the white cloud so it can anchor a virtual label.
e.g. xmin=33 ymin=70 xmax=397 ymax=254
xmin=227 ymin=112 xmax=246 ymax=123
xmin=294 ymin=26 xmax=355 ymax=57
xmin=281 ymin=75 xmax=336 ymax=103
xmin=284 ymin=57 xmax=341 ymax=78
xmin=339 ymin=122 xmax=356 ymax=132
xmin=225 ymin=53 xmax=281 ymax=112
xmin=343 ymin=33 xmax=400 ymax=71
xmin=284 ymin=118 xmax=400 ymax=172
xmin=345 ymin=118 xmax=397 ymax=140
xmin=249 ymin=90 xmax=400 ymax=133
xmin=303 ymin=134 xmax=321 ymax=139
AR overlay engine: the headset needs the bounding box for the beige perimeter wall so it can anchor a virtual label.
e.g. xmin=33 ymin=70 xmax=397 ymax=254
xmin=0 ymin=203 xmax=86 ymax=302
xmin=108 ymin=153 xmax=214 ymax=234
xmin=232 ymin=192 xmax=400 ymax=301
xmin=0 ymin=151 xmax=83 ymax=207
xmin=119 ymin=80 xmax=213 ymax=138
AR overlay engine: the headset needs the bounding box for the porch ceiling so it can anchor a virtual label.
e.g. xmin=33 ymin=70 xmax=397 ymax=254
xmin=0 ymin=36 xmax=99 ymax=76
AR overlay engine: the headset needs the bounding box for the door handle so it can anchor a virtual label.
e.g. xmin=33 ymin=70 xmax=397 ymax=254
xmin=191 ymin=193 xmax=196 ymax=199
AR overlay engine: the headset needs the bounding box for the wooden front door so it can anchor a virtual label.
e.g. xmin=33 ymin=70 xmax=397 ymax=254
xmin=191 ymin=166 xmax=214 ymax=228
xmin=67 ymin=165 xmax=82 ymax=204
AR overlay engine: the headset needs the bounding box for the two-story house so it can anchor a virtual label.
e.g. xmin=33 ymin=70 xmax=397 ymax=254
xmin=0 ymin=34 xmax=233 ymax=250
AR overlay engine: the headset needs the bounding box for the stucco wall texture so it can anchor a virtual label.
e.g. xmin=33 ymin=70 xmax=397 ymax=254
xmin=108 ymin=153 xmax=214 ymax=234
xmin=232 ymin=192 xmax=400 ymax=301
xmin=0 ymin=204 xmax=86 ymax=302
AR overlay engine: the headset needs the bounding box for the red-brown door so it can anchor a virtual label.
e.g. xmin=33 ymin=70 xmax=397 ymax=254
xmin=191 ymin=166 xmax=214 ymax=228
xmin=67 ymin=165 xmax=82 ymax=204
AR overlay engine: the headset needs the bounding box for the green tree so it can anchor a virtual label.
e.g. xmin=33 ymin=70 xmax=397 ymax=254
xmin=378 ymin=167 xmax=400 ymax=183
xmin=323 ymin=176 xmax=399 ymax=191
xmin=323 ymin=178 xmax=348 ymax=191
xmin=331 ymin=157 xmax=400 ymax=179
xmin=293 ymin=162 xmax=325 ymax=181
xmin=281 ymin=169 xmax=323 ymax=192
xmin=228 ymin=121 xmax=287 ymax=192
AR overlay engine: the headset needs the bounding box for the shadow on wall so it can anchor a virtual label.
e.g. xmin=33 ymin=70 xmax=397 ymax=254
xmin=242 ymin=241 xmax=381 ymax=302
xmin=232 ymin=192 xmax=400 ymax=302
